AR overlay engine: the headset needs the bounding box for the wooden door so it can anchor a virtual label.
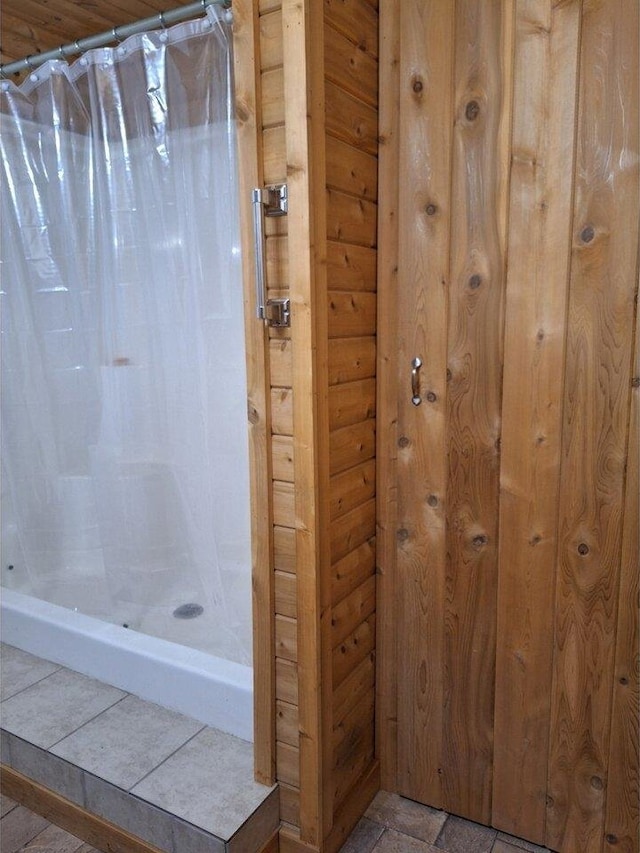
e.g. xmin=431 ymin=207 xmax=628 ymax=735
xmin=378 ymin=2 xmax=639 ymax=852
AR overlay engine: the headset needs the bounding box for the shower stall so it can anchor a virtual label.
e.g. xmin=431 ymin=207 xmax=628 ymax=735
xmin=0 ymin=6 xmax=254 ymax=739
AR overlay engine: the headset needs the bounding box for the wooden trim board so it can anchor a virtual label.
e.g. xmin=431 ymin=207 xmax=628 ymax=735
xmin=233 ymin=0 xmax=277 ymax=785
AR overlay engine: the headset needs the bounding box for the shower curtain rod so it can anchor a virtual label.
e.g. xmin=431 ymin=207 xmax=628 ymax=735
xmin=0 ymin=0 xmax=231 ymax=78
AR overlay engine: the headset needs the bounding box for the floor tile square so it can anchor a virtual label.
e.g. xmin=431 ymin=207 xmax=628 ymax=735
xmin=0 ymin=668 xmax=126 ymax=748
xmin=0 ymin=804 xmax=50 ymax=851
xmin=0 ymin=644 xmax=60 ymax=701
xmin=435 ymin=815 xmax=497 ymax=853
xmin=495 ymin=832 xmax=551 ymax=852
xmin=373 ymin=828 xmax=439 ymax=852
xmin=339 ymin=817 xmax=385 ymax=853
xmin=51 ymin=694 xmax=204 ymax=789
xmin=0 ymin=793 xmax=17 ymax=818
xmin=366 ymin=792 xmax=447 ymax=844
xmin=131 ymin=727 xmax=273 ymax=839
xmin=493 ymin=841 xmax=529 ymax=853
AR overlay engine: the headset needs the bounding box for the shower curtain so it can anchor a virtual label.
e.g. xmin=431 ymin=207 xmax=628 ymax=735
xmin=0 ymin=7 xmax=252 ymax=665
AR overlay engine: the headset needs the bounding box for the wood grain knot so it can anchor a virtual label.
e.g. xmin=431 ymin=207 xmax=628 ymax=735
xmin=465 ymin=100 xmax=480 ymax=121
xmin=577 ymin=542 xmax=590 ymax=556
xmin=236 ymin=100 xmax=252 ymax=124
xmin=619 ymin=676 xmax=629 ymax=686
xmin=468 ymin=274 xmax=482 ymax=290
xmin=425 ymin=203 xmax=437 ymax=216
xmin=590 ymin=776 xmax=604 ymax=791
xmin=427 ymin=495 xmax=438 ymax=507
xmin=606 ymin=834 xmax=619 ymax=845
xmin=412 ymin=76 xmax=423 ymax=94
xmin=426 ymin=391 xmax=437 ymax=403
xmin=632 ymin=376 xmax=640 ymax=388
xmin=580 ymin=224 xmax=595 ymax=243
xmin=397 ymin=528 xmax=409 ymax=542
xmin=247 ymin=404 xmax=260 ymax=425
xmin=472 ymin=534 xmax=488 ymax=549
xmin=398 ymin=436 xmax=410 ymax=448
xmin=529 ymin=534 xmax=541 ymax=546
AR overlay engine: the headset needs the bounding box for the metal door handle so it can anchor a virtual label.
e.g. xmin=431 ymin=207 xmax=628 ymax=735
xmin=411 ymin=357 xmax=422 ymax=406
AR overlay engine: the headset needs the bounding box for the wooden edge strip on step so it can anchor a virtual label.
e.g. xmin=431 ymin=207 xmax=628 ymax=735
xmin=0 ymin=765 xmax=164 ymax=853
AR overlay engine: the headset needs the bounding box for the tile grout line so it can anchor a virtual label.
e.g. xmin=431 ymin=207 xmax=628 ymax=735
xmin=126 ymin=724 xmax=208 ymax=792
xmin=0 ymin=664 xmax=64 ymax=703
xmin=46 ymin=689 xmax=131 ymax=750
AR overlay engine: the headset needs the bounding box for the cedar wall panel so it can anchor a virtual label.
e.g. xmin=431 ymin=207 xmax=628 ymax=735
xmin=324 ymin=0 xmax=379 ymax=834
xmin=276 ymin=0 xmax=379 ymax=848
xmin=378 ymin=2 xmax=639 ymax=853
xmin=546 ymin=3 xmax=639 ymax=850
xmin=258 ymin=0 xmax=302 ymax=830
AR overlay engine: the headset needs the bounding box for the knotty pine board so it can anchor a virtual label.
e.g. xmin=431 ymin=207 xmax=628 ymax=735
xmin=394 ymin=0 xmax=454 ymax=812
xmin=493 ymin=0 xmax=580 ymax=842
xmin=546 ymin=1 xmax=640 ymax=850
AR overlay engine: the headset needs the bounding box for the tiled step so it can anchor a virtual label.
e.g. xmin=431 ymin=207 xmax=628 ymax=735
xmin=0 ymin=644 xmax=278 ymax=853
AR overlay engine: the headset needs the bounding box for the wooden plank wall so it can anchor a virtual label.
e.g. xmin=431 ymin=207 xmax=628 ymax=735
xmin=378 ymin=2 xmax=639 ymax=853
xmin=324 ymin=0 xmax=379 ymax=843
xmin=256 ymin=0 xmax=300 ymax=826
xmin=234 ymin=0 xmax=277 ymax=788
xmin=259 ymin=1 xmax=380 ymax=849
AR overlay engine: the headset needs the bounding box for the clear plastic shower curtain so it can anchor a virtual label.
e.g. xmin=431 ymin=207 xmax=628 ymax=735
xmin=0 ymin=8 xmax=252 ymax=665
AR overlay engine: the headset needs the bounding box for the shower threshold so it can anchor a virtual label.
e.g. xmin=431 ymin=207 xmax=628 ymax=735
xmin=0 ymin=643 xmax=278 ymax=853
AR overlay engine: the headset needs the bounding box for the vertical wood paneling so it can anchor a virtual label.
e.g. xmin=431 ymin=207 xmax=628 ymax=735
xmin=233 ymin=0 xmax=276 ymax=787
xmin=258 ymin=0 xmax=299 ymax=813
xmin=442 ymin=0 xmax=510 ymax=823
xmin=380 ymin=1 xmax=638 ymax=849
xmin=492 ymin=0 xmax=581 ymax=842
xmin=395 ymin=0 xmax=454 ymax=810
xmin=604 ymin=304 xmax=639 ymax=853
xmin=375 ymin=0 xmax=400 ymax=793
xmin=546 ymin=2 xmax=640 ymax=850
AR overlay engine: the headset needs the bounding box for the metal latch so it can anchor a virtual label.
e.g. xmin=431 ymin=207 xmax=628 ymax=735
xmin=265 ymin=298 xmax=290 ymax=328
xmin=252 ymin=184 xmax=290 ymax=327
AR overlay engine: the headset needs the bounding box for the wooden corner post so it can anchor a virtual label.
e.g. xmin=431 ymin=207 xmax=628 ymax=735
xmin=233 ymin=0 xmax=277 ymax=786
xmin=282 ymin=0 xmax=331 ymax=849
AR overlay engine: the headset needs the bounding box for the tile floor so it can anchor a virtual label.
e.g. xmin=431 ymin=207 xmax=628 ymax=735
xmin=1 ymin=790 xmax=556 ymax=853
xmin=1 ymin=643 xmax=555 ymax=853
xmin=1 ymin=793 xmax=99 ymax=853
xmin=340 ymin=791 xmax=554 ymax=853
xmin=0 ymin=643 xmax=277 ymax=853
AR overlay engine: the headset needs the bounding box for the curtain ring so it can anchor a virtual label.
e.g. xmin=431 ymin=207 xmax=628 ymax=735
xmin=24 ymin=55 xmax=37 ymax=71
xmin=57 ymin=45 xmax=66 ymax=60
xmin=159 ymin=12 xmax=166 ymax=28
xmin=111 ymin=27 xmax=122 ymax=43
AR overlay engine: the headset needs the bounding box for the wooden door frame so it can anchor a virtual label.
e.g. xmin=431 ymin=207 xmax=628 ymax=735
xmin=233 ymin=0 xmax=276 ymax=786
